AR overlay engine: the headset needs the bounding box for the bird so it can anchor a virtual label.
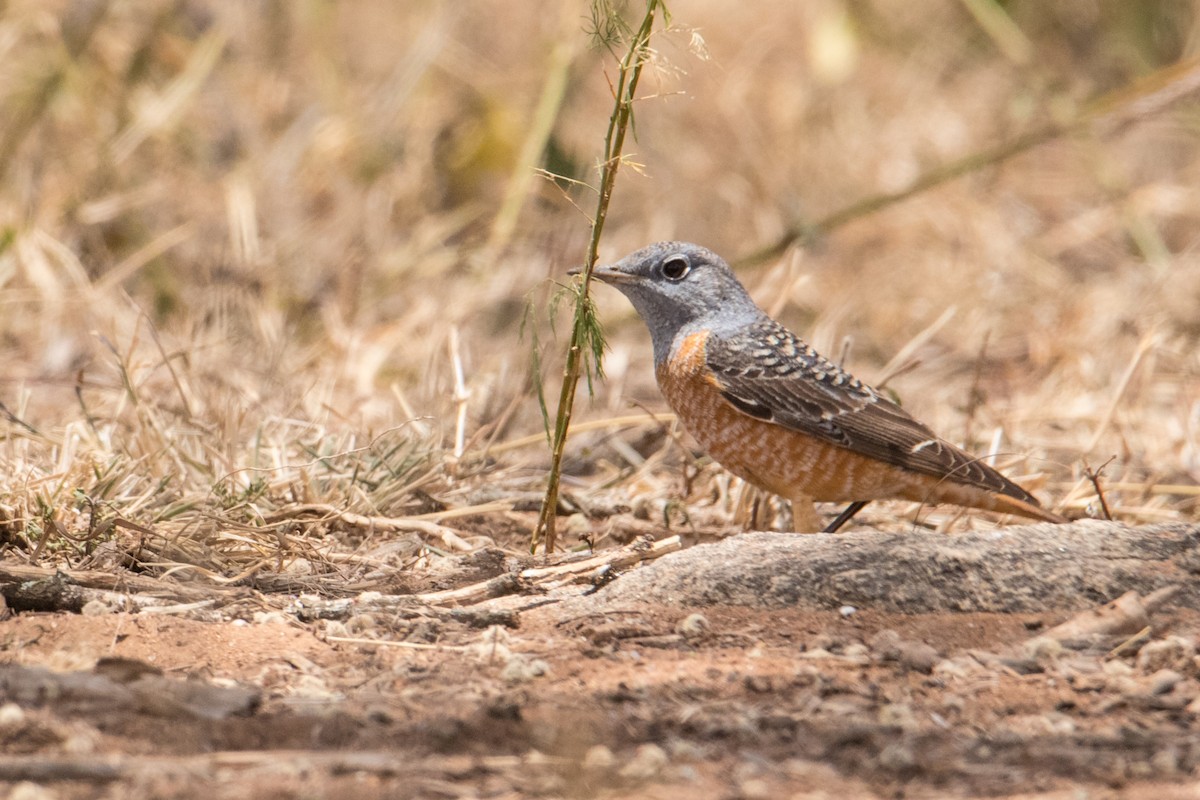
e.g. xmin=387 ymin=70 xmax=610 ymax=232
xmin=589 ymin=241 xmax=1065 ymax=532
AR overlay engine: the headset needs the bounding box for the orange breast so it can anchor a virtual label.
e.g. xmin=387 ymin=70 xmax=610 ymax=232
xmin=657 ymin=331 xmax=974 ymax=506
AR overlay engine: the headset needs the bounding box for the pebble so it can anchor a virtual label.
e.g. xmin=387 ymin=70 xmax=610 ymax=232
xmin=867 ymin=630 xmax=901 ymax=658
xmin=8 ymin=782 xmax=56 ymax=800
xmin=1136 ymin=636 xmax=1196 ymax=675
xmin=1147 ymin=668 xmax=1184 ymax=696
xmin=675 ymin=613 xmax=710 ymax=640
xmin=842 ymin=643 xmax=869 ymax=659
xmin=867 ymin=629 xmax=938 ymax=672
xmin=582 ymin=744 xmax=615 ymax=771
xmin=878 ymin=702 xmax=917 ymax=730
xmin=619 ymin=743 xmax=668 ymax=780
xmin=738 ymin=777 xmax=772 ymax=799
xmin=80 ymin=599 xmax=113 ymax=616
xmin=501 ymin=655 xmax=549 ymax=684
xmin=1023 ymin=635 xmax=1064 ymax=661
xmin=0 ymin=702 xmax=25 ymax=728
xmin=877 ymin=742 xmax=917 ymax=771
xmin=1150 ymin=747 xmax=1180 ymax=775
xmin=897 ymin=641 xmax=939 ymax=674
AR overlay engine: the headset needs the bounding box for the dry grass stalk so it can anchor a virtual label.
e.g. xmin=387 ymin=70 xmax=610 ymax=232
xmin=532 ymin=0 xmax=670 ymax=553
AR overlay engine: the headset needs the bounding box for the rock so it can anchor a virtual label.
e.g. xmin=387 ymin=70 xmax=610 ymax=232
xmin=1136 ymin=636 xmax=1196 ymax=675
xmin=582 ymin=744 xmax=615 ymax=771
xmin=619 ymin=743 xmax=668 ymax=780
xmin=576 ymin=522 xmax=1200 ymax=612
xmin=1147 ymin=669 xmax=1184 ymax=696
xmin=675 ymin=613 xmax=710 ymax=640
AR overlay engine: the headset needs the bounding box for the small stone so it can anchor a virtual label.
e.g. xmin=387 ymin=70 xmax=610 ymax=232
xmin=878 ymin=702 xmax=917 ymax=729
xmin=896 ymin=642 xmax=939 ymax=674
xmin=877 ymin=742 xmax=916 ymax=771
xmin=675 ymin=613 xmax=710 ymax=640
xmin=502 ymin=656 xmax=549 ymax=684
xmin=1150 ymin=747 xmax=1179 ymax=775
xmin=81 ymin=599 xmax=112 ymax=616
xmin=738 ymin=778 xmax=772 ymax=799
xmin=1147 ymin=668 xmax=1184 ymax=696
xmin=932 ymin=656 xmax=975 ymax=680
xmin=62 ymin=731 xmax=97 ymax=755
xmin=1107 ymin=675 xmax=1141 ymax=695
xmin=1103 ymin=659 xmax=1135 ymax=677
xmin=808 ymin=634 xmax=835 ymax=652
xmin=842 ymin=643 xmax=869 ymax=659
xmin=838 ymin=605 xmax=857 ymax=617
xmin=1136 ymin=636 xmax=1196 ymax=675
xmin=868 ymin=629 xmax=902 ymax=658
xmin=8 ymin=782 xmax=56 ymax=800
xmin=619 ymin=743 xmax=668 ymax=780
xmin=1069 ymin=672 xmax=1107 ymax=692
xmin=1024 ymin=636 xmax=1064 ymax=661
xmin=744 ymin=674 xmax=773 ymax=693
xmin=562 ymin=514 xmax=591 ymax=541
xmin=0 ymin=702 xmax=25 ymax=728
xmin=283 ymin=558 xmax=313 ymax=575
xmin=792 ymin=665 xmax=821 ymax=686
xmin=582 ymin=744 xmax=615 ymax=771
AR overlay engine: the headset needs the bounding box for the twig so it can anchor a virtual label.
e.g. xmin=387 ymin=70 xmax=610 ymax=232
xmin=740 ymin=54 xmax=1200 ymax=266
xmin=874 ymin=306 xmax=956 ymax=390
xmin=532 ymin=1 xmax=669 ymax=553
xmin=0 ymin=398 xmax=38 ymax=434
xmin=1082 ymin=456 xmax=1117 ymax=521
xmin=489 ymin=412 xmax=677 ymax=454
xmin=962 ymin=329 xmax=990 ymax=447
xmin=1085 ymin=331 xmax=1158 ymax=453
xmin=294 ymin=534 xmax=681 ymax=616
xmin=266 ymin=503 xmax=477 ymax=552
xmin=448 ymin=326 xmax=470 ymax=459
xmin=1038 ymin=586 xmax=1180 ymax=644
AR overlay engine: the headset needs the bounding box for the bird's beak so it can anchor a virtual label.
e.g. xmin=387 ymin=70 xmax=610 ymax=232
xmin=580 ymin=263 xmax=637 ymax=285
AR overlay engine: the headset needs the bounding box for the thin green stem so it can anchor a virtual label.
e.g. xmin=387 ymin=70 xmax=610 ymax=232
xmin=532 ymin=1 xmax=664 ymax=553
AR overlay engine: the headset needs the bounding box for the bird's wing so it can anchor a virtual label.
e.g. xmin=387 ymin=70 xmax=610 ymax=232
xmin=703 ymin=320 xmax=1037 ymax=502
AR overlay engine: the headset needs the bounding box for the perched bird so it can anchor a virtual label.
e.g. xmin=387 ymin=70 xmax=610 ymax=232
xmin=590 ymin=241 xmax=1064 ymax=531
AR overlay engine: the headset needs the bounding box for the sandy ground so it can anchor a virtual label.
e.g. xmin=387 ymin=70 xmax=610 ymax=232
xmin=3 ymin=523 xmax=1200 ymax=800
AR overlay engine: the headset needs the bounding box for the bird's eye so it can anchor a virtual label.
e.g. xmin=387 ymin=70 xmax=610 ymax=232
xmin=661 ymin=256 xmax=691 ymax=281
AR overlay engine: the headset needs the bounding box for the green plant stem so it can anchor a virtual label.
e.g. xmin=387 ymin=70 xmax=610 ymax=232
xmin=531 ymin=1 xmax=664 ymax=553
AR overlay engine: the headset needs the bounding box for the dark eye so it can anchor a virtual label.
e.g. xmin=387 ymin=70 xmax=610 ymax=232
xmin=661 ymin=255 xmax=690 ymax=281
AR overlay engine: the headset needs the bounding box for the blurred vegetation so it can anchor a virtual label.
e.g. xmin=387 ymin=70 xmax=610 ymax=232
xmin=0 ymin=0 xmax=1198 ymax=569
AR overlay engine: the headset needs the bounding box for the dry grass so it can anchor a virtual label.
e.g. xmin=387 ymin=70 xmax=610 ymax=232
xmin=1 ymin=0 xmax=1198 ymax=587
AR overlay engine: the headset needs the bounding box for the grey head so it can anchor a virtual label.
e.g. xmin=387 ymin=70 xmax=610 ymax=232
xmin=591 ymin=241 xmax=767 ymax=365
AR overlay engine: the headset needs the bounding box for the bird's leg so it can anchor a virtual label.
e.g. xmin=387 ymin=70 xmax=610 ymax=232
xmin=789 ymin=494 xmax=824 ymax=533
xmin=824 ymin=501 xmax=869 ymax=533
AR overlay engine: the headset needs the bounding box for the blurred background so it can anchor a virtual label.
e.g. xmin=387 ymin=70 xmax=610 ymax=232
xmin=1 ymin=0 xmax=1198 ymax=560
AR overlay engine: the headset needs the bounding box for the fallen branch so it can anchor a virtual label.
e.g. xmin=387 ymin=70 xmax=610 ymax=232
xmin=293 ymin=535 xmax=682 ymax=619
xmin=0 ymin=564 xmax=218 ymax=614
xmin=266 ymin=503 xmax=479 ymax=551
xmin=1038 ymin=585 xmax=1180 ymax=644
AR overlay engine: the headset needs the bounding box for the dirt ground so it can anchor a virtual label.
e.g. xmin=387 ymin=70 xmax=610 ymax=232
xmin=2 ymin=7 xmax=1200 ymax=797
xmin=3 ymin=523 xmax=1200 ymax=800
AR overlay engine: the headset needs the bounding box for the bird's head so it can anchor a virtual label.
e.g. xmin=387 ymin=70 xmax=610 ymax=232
xmin=589 ymin=242 xmax=765 ymax=364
